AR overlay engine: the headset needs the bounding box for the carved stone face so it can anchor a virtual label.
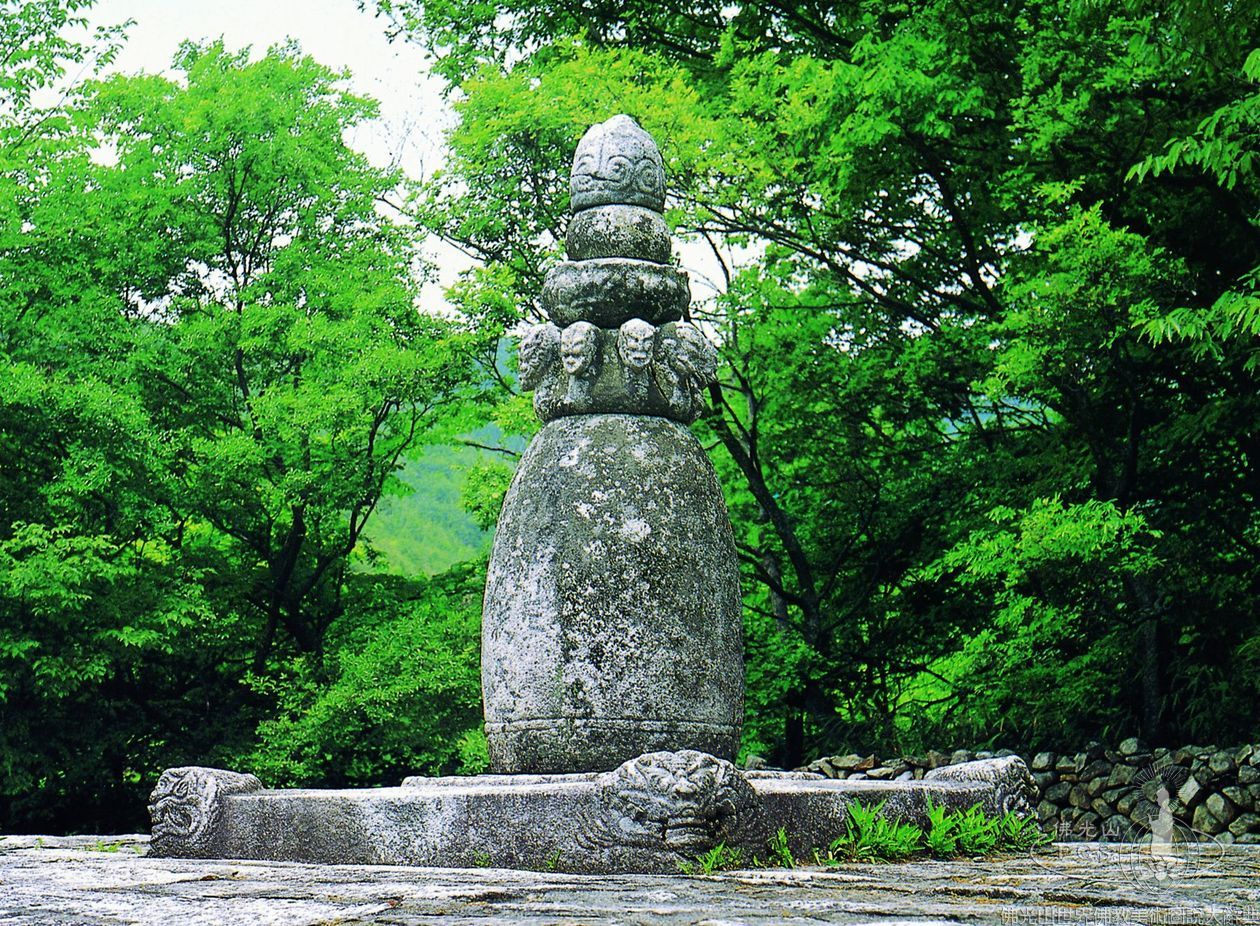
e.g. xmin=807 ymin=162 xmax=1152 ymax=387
xmin=148 ymin=766 xmax=261 ymax=857
xmin=561 ymin=322 xmax=599 ymax=376
xmin=593 ymin=751 xmax=758 ymax=852
xmin=663 ymin=323 xmax=716 ymax=382
xmin=518 ymin=324 xmax=560 ymax=391
xmin=618 ymin=318 xmax=656 ymax=371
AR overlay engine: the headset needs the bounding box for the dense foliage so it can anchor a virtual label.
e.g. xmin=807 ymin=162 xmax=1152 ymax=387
xmin=372 ymin=0 xmax=1260 ymax=763
xmin=2 ymin=0 xmax=1258 ymax=832
xmin=0 ymin=4 xmax=489 ymax=831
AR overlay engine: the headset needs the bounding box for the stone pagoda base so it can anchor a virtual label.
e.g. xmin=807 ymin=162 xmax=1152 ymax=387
xmin=148 ymin=752 xmax=1037 ymax=874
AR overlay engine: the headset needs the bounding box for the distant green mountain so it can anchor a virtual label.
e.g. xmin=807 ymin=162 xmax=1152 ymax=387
xmin=362 ymin=444 xmax=491 ymax=577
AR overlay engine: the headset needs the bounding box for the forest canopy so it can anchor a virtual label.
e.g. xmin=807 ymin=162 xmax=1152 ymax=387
xmin=2 ymin=0 xmax=1258 ymax=832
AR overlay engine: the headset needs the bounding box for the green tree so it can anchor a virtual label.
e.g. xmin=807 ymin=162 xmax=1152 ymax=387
xmin=373 ymin=0 xmax=1260 ymax=760
xmin=83 ymin=40 xmax=481 ymax=666
xmin=1 ymin=24 xmax=486 ymax=829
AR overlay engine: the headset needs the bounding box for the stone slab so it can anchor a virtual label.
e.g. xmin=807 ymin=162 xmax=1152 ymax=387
xmin=145 ymin=756 xmax=1039 ymax=874
xmin=4 ymin=836 xmax=1260 ymax=925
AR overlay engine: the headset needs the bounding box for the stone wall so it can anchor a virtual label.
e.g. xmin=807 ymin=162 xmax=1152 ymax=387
xmin=795 ymin=740 xmax=1260 ymax=843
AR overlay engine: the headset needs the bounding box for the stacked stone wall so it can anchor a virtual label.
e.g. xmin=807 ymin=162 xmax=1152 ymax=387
xmin=796 ymin=740 xmax=1260 ymax=843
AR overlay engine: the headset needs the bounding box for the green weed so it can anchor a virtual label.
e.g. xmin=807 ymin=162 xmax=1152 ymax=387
xmin=828 ymin=800 xmax=923 ymax=861
xmin=680 ymin=804 xmax=1049 ymax=873
xmin=678 ymin=842 xmax=745 ymax=874
xmin=767 ymin=826 xmax=796 ymax=869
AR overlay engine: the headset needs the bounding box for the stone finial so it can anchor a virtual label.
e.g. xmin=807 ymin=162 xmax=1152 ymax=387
xmin=570 ymin=115 xmax=666 ymax=213
xmin=148 ymin=766 xmax=261 ymax=857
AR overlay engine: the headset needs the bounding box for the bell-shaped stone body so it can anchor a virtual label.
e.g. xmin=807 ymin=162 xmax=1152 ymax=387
xmin=482 ymin=414 xmax=744 ymax=773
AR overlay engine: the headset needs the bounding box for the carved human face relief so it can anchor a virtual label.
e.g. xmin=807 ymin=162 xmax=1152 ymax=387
xmin=618 ymin=319 xmax=656 ymax=371
xmin=519 ymin=324 xmax=559 ymax=390
xmin=561 ymin=322 xmax=599 ymax=376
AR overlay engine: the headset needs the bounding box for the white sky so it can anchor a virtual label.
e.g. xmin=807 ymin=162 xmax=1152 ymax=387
xmin=89 ymin=0 xmax=449 ymax=175
xmin=84 ymin=0 xmax=729 ymax=309
xmin=88 ymin=0 xmax=474 ymax=303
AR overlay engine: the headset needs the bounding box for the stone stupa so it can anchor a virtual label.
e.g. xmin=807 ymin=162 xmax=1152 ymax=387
xmin=482 ymin=114 xmax=743 ymax=775
xmin=146 ymin=116 xmax=1037 ymax=874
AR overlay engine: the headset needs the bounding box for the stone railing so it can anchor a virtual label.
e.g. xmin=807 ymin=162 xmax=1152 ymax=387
xmin=793 ymin=740 xmax=1260 ymax=843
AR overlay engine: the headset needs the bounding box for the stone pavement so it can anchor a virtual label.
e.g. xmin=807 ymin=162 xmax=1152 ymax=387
xmin=3 ymin=835 xmax=1259 ymax=925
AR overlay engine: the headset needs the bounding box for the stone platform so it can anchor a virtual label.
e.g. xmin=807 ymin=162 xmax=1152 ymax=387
xmin=4 ymin=835 xmax=1259 ymax=925
xmin=148 ymin=752 xmax=1037 ymax=874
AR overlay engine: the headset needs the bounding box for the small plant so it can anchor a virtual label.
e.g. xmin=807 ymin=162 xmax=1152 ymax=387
xmin=924 ymin=798 xmax=959 ymax=856
xmin=766 ymin=826 xmax=796 ymax=869
xmin=470 ymin=850 xmax=492 ymax=868
xmin=88 ymin=840 xmax=124 ymax=853
xmin=679 ymin=841 xmax=745 ymax=875
xmin=818 ymin=801 xmax=1048 ymax=865
xmin=995 ymin=808 xmax=1052 ymax=852
xmin=954 ymin=803 xmax=999 ymax=855
xmin=682 ymin=805 xmax=1049 ymax=874
xmin=829 ymin=801 xmax=923 ymax=861
xmin=542 ymin=848 xmax=563 ymax=872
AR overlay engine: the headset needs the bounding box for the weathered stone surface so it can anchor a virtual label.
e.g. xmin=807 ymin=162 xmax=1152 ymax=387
xmin=570 ymin=115 xmax=665 ymax=213
xmin=567 ymin=204 xmax=671 ymax=263
xmin=1206 ymin=792 xmax=1239 ymax=826
xmin=1108 ymin=762 xmax=1139 ymax=786
xmin=482 ymin=415 xmax=743 ymax=773
xmin=1044 ymin=781 xmax=1072 ymax=802
xmin=541 ymin=258 xmax=689 ymax=328
xmin=829 ymin=753 xmax=864 ymax=771
xmin=924 ymin=756 xmax=1037 ymax=817
xmin=148 ymin=767 xmax=261 ymax=858
xmin=521 ymin=320 xmax=718 ymax=424
xmin=1230 ymin=812 xmax=1260 ymax=837
xmin=1225 ymin=785 xmax=1252 ymax=811
xmin=1193 ymin=803 xmax=1227 ymax=835
xmin=144 ymin=758 xmax=1028 ymax=873
xmin=1079 ymin=758 xmax=1111 ymax=782
xmin=1179 ymin=775 xmax=1207 ymax=808
xmin=1211 ymin=751 xmax=1240 ymax=777
xmin=7 ymin=837 xmax=1260 ymax=926
xmin=1118 ymin=736 xmax=1148 ymax=757
xmin=1031 ymin=751 xmax=1056 ymax=771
